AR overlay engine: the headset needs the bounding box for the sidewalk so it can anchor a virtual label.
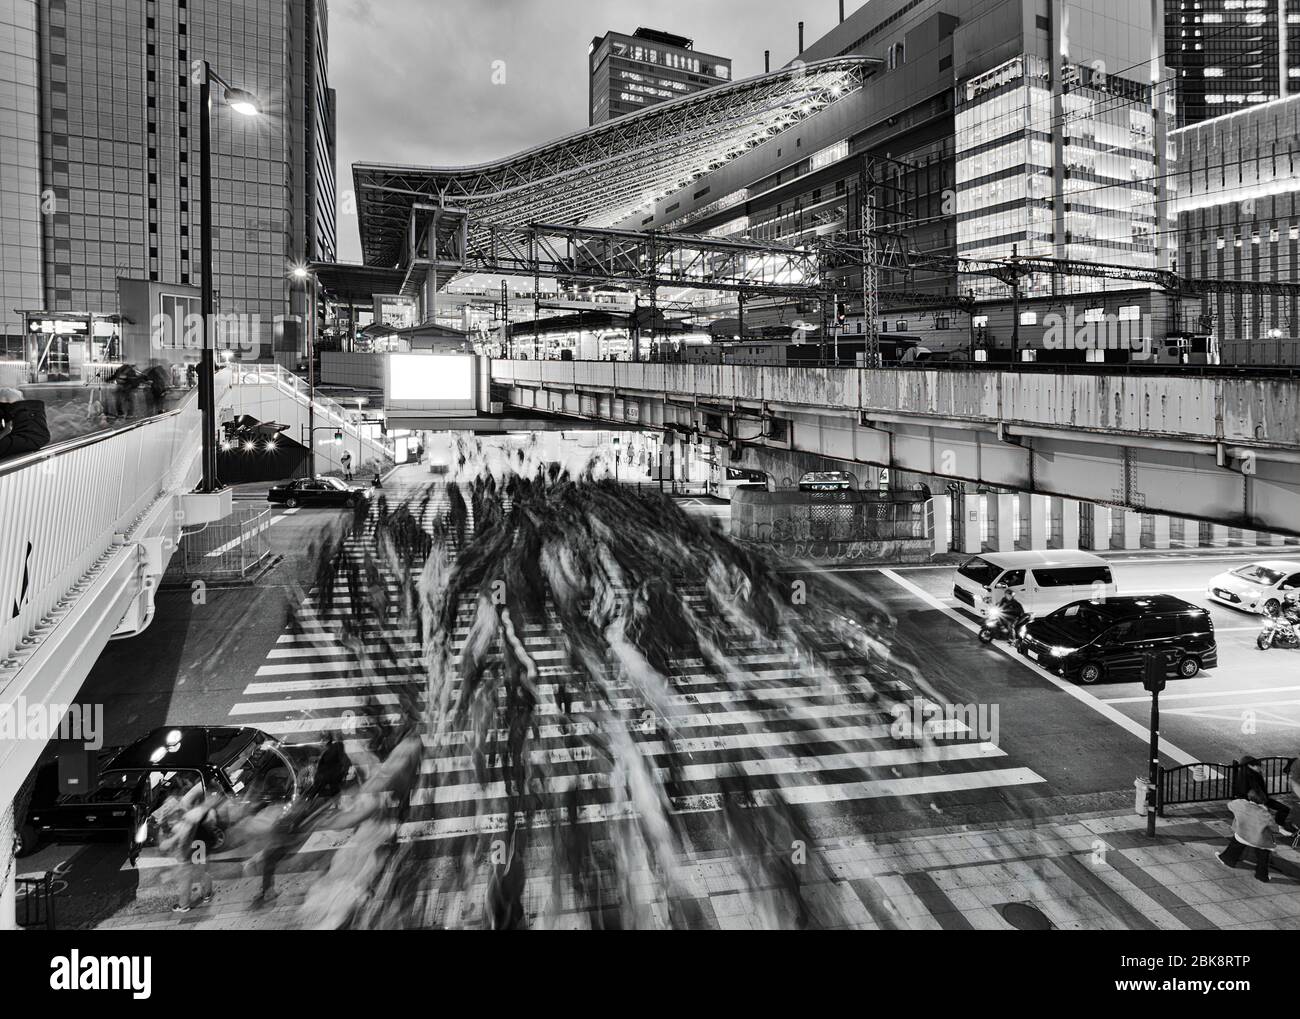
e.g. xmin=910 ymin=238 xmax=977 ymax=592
xmin=74 ymin=805 xmax=1300 ymax=930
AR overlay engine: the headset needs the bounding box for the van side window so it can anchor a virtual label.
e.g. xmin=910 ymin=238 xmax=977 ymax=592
xmin=1106 ymin=622 xmax=1135 ymax=643
xmin=1177 ymin=613 xmax=1210 ymax=635
xmin=1033 ymin=565 xmax=1113 ymax=587
xmin=997 ymin=570 xmax=1026 ymax=587
xmin=1142 ymin=616 xmax=1180 ymax=639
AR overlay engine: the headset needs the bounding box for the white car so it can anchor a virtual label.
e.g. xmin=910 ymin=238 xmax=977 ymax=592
xmin=1206 ymin=560 xmax=1300 ymax=614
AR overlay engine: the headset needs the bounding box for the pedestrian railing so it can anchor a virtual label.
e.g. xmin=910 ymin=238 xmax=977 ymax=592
xmin=179 ymin=506 xmax=273 ymax=579
xmin=16 ymin=872 xmax=56 ymax=929
xmin=1157 ymin=756 xmax=1295 ymax=815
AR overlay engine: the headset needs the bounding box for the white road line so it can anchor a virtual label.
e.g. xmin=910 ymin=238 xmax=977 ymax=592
xmin=1101 ymin=686 xmax=1300 ymax=705
xmin=877 ymin=567 xmax=1198 ymax=766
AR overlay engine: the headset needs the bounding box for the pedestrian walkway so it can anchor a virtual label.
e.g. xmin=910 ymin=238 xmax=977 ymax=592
xmin=87 ymin=806 xmax=1300 ymax=929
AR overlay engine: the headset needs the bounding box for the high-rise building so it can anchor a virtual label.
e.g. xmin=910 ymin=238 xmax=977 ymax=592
xmin=0 ymin=1 xmax=43 ymax=358
xmin=588 ymin=27 xmax=731 ymax=125
xmin=4 ymin=0 xmax=336 ymax=362
xmin=1165 ymin=0 xmax=1295 ymax=127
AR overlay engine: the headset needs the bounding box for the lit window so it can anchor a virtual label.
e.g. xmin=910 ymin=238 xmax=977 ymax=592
xmin=1290 ymin=226 xmax=1299 ymax=240
xmin=1118 ymin=305 xmax=1140 ymax=321
xmin=1203 ymin=67 xmax=1224 ymax=77
xmin=1019 ymin=311 xmax=1037 ymax=325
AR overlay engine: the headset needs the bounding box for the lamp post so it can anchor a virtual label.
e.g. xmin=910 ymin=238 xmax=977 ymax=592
xmin=291 ymin=265 xmax=318 ymax=476
xmin=198 ymin=61 xmax=261 ymax=493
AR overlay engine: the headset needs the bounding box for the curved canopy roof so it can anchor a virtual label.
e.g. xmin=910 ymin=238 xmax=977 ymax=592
xmin=353 ymin=56 xmax=877 ymax=268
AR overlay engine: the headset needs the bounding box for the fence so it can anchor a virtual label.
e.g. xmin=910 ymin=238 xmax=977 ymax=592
xmin=1158 ymin=756 xmax=1296 ymax=815
xmin=730 ymin=489 xmax=929 ymax=542
xmin=16 ymin=872 xmax=56 ymax=929
xmin=179 ymin=506 xmax=273 ymax=579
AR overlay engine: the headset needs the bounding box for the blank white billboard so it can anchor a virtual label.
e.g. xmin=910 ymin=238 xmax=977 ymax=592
xmin=384 ymin=353 xmax=480 ymax=418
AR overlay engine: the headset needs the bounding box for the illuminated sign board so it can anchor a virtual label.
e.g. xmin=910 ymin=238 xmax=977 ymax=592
xmin=384 ymin=353 xmax=478 ymax=416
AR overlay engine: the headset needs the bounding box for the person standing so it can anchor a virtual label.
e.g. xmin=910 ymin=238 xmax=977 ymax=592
xmin=340 ymin=449 xmax=353 ymax=481
xmin=1217 ymin=791 xmax=1276 ymax=882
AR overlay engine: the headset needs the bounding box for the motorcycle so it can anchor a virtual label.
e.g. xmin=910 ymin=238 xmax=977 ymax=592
xmin=1257 ymin=612 xmax=1300 ymax=650
xmin=979 ymin=605 xmax=1029 ymax=644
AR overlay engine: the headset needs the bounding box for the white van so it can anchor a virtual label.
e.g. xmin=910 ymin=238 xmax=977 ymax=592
xmin=952 ymin=550 xmax=1116 ymax=617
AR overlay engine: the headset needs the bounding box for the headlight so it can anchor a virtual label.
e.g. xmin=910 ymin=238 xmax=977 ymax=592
xmin=1049 ymin=646 xmax=1072 ymax=657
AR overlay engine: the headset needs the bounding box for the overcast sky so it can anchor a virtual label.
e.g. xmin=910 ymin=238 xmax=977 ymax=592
xmin=329 ymin=0 xmax=856 ymax=261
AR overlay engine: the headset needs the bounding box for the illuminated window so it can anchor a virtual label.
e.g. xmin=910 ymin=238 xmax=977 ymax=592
xmin=1118 ymin=305 xmax=1140 ymax=321
xmin=1203 ymin=68 xmax=1224 ymax=77
xmin=1019 ymin=311 xmax=1037 ymax=325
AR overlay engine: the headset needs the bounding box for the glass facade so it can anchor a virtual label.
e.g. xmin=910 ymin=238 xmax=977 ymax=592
xmin=32 ymin=0 xmax=334 ymax=359
xmin=0 ymin=0 xmax=43 ymax=355
xmin=1166 ymin=0 xmax=1296 ymax=126
xmin=956 ymin=55 xmax=1165 ymax=299
xmin=590 ymin=29 xmax=731 ymax=125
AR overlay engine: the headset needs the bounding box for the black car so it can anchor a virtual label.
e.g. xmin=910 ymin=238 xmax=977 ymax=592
xmin=267 ymin=475 xmax=369 ymax=508
xmin=1016 ymin=595 xmax=1218 ymax=685
xmin=17 ymin=726 xmax=313 ymax=856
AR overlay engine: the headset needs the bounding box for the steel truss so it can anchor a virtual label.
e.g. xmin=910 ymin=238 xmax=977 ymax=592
xmin=354 ymin=57 xmax=876 ymax=268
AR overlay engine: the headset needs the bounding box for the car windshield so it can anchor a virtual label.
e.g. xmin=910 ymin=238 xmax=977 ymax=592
xmin=1046 ymin=602 xmax=1113 ymax=639
xmin=1232 ymin=564 xmax=1286 ymax=586
xmin=957 ymin=557 xmax=1001 ymax=586
xmin=323 ymin=477 xmax=348 ymax=490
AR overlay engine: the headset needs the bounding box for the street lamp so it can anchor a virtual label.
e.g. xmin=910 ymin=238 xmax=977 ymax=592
xmin=198 ymin=62 xmax=261 ymax=493
xmin=290 ymin=264 xmax=319 ymax=477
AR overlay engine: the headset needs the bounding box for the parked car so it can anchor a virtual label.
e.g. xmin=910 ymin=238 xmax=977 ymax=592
xmin=1016 ymin=594 xmax=1217 ymax=685
xmin=1206 ymin=560 xmax=1300 ymax=615
xmin=267 ymin=475 xmax=370 ymax=508
xmin=17 ymin=726 xmax=315 ymax=856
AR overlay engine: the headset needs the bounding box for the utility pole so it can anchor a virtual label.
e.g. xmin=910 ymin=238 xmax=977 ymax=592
xmin=859 ymin=159 xmax=880 ymax=368
xmin=1143 ymin=651 xmax=1166 ymax=837
xmin=1009 ymin=243 xmax=1021 ymax=364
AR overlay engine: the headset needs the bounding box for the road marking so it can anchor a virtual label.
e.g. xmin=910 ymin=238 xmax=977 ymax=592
xmin=1101 ymin=686 xmax=1300 ymax=705
xmin=877 ymin=567 xmax=1198 ymax=765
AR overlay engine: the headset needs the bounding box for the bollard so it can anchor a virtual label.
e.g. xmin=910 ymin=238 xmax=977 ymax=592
xmin=1134 ymin=776 xmax=1152 ymax=816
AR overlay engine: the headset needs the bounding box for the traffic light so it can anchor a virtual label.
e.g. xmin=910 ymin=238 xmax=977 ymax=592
xmin=1142 ymin=653 xmax=1166 ymax=693
xmin=333 ymin=429 xmax=343 ymax=441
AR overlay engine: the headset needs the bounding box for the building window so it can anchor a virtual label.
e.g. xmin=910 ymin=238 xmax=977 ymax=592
xmin=1019 ymin=311 xmax=1036 ymax=325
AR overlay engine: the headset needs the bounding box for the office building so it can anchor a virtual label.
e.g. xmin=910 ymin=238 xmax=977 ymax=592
xmin=4 ymin=0 xmax=336 ymax=369
xmin=1165 ymin=0 xmax=1296 ymax=127
xmin=0 ymin=1 xmax=42 ymax=358
xmin=589 ymin=27 xmax=731 ymax=125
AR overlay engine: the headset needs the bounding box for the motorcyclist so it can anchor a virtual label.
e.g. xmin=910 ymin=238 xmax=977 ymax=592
xmin=987 ymin=588 xmax=1028 ymax=638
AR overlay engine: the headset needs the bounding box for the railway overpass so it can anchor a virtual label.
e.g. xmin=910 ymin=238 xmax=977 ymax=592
xmin=487 ymin=360 xmax=1300 ymax=538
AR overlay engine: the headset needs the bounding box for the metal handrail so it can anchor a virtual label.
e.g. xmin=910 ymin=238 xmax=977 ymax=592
xmin=0 ymin=387 xmax=199 ymax=479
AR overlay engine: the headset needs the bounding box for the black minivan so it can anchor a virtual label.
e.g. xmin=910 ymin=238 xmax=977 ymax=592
xmin=1016 ymin=595 xmax=1218 ymax=685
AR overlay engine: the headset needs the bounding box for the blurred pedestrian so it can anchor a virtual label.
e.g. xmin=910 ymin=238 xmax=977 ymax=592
xmin=341 ymin=449 xmax=353 ymax=481
xmin=1218 ymin=789 xmax=1277 ymax=882
xmin=1234 ymin=756 xmax=1290 ymax=828
xmin=0 ymin=387 xmax=50 ymax=461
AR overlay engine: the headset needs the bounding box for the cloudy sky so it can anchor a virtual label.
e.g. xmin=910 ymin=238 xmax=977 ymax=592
xmin=329 ymin=0 xmax=855 ymax=260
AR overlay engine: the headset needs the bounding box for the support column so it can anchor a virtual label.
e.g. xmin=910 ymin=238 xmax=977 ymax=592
xmin=1177 ymin=518 xmax=1198 ymax=549
xmin=1028 ymin=494 xmax=1049 ymax=550
xmin=1085 ymin=504 xmax=1111 ymax=551
xmin=1210 ymin=524 xmax=1230 ymax=548
xmin=962 ymin=493 xmax=982 ymax=554
xmin=1149 ymin=514 xmax=1171 ymax=550
xmin=1059 ymin=498 xmax=1080 ymax=550
xmin=1122 ymin=510 xmax=1142 ymax=550
xmin=1256 ymin=529 xmax=1279 ymax=546
xmin=996 ymin=494 xmax=1016 ymax=552
xmin=932 ymin=495 xmax=951 ymax=555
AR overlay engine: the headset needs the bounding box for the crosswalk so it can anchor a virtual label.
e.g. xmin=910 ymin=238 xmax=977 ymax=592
xmin=207 ymin=484 xmax=1046 ymax=858
xmin=106 ymin=485 xmax=1050 ymax=897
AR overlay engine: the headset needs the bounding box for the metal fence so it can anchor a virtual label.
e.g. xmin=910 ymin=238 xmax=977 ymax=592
xmin=16 ymin=872 xmax=56 ymax=929
xmin=179 ymin=506 xmax=273 ymax=579
xmin=731 ymin=491 xmax=929 ymax=542
xmin=1158 ymin=756 xmax=1295 ymax=815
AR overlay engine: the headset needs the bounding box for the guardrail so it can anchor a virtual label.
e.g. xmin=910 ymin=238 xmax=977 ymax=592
xmin=15 ymin=872 xmax=55 ymax=929
xmin=178 ymin=506 xmax=273 ymax=579
xmin=229 ymin=363 xmax=387 ymax=462
xmin=1158 ymin=756 xmax=1296 ymax=815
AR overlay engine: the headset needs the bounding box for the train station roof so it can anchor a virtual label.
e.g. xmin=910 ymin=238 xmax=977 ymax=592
xmin=353 ymin=56 xmax=877 ymax=268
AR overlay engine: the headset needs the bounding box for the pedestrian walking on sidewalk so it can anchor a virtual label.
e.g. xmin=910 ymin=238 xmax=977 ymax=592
xmin=340 ymin=450 xmax=353 ymax=481
xmin=1218 ymin=791 xmax=1277 ymax=882
xmin=1234 ymin=755 xmax=1291 ymax=829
